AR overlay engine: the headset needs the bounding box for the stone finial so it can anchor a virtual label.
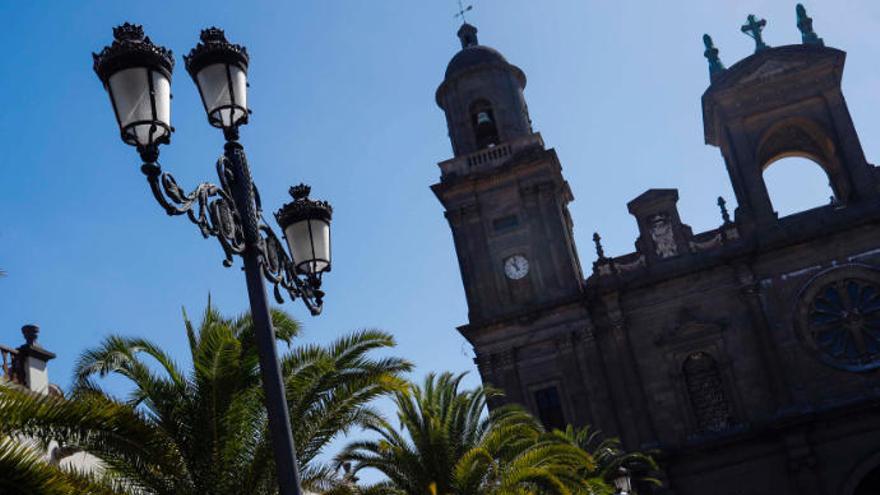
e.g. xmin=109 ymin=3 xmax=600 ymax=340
xmin=457 ymin=23 xmax=478 ymax=49
xmin=741 ymin=14 xmax=770 ymax=53
xmin=703 ymin=34 xmax=726 ymax=80
xmin=717 ymin=196 xmax=731 ymax=225
xmin=797 ymin=4 xmax=824 ymax=46
xmin=593 ymin=232 xmax=606 ymax=259
xmin=22 ymin=324 xmax=39 ymax=346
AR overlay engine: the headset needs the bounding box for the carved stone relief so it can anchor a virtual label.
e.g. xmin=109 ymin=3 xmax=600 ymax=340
xmin=649 ymin=213 xmax=678 ymax=258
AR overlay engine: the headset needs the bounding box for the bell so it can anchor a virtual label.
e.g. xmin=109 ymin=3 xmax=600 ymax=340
xmin=476 ymin=111 xmax=493 ymax=126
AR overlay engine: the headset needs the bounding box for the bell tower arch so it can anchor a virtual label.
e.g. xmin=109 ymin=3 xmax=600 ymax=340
xmin=436 ymin=23 xmax=532 ymax=158
xmin=702 ymin=43 xmax=878 ymax=226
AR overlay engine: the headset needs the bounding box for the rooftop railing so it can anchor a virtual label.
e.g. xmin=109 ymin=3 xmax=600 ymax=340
xmin=438 ymin=133 xmax=544 ymax=178
xmin=0 ymin=344 xmax=24 ymax=386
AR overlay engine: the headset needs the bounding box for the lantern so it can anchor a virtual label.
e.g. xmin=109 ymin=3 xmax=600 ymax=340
xmin=275 ymin=184 xmax=332 ymax=276
xmin=93 ymin=23 xmax=174 ymax=154
xmin=184 ymin=27 xmax=249 ymax=131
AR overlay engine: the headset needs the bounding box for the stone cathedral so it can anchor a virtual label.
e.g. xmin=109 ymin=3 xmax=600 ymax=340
xmin=431 ymin=7 xmax=880 ymax=495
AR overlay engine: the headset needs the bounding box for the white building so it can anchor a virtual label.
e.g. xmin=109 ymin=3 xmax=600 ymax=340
xmin=1 ymin=324 xmax=100 ymax=471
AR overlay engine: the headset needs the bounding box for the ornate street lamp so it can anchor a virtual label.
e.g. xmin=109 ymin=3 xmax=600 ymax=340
xmin=93 ymin=24 xmax=331 ymax=495
xmin=613 ymin=466 xmax=633 ymax=495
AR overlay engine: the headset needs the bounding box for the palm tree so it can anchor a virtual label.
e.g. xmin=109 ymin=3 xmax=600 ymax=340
xmin=335 ymin=372 xmax=607 ymax=495
xmin=0 ymin=301 xmax=411 ymax=495
xmin=550 ymin=425 xmax=659 ymax=492
xmin=0 ymin=437 xmax=129 ymax=495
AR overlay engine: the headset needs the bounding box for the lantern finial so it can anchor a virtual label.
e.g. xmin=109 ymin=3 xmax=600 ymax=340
xmin=200 ymin=26 xmax=228 ymax=43
xmin=290 ymin=184 xmax=311 ymax=201
xmin=112 ymin=22 xmax=145 ymax=42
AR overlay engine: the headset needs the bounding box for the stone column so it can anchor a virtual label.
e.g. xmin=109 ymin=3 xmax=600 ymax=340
xmin=735 ymin=265 xmax=791 ymax=411
xmin=16 ymin=324 xmax=56 ymax=394
xmin=574 ymin=318 xmax=622 ymax=438
xmin=600 ymin=293 xmax=658 ymax=447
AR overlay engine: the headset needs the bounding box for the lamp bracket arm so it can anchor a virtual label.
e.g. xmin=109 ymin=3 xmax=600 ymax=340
xmin=140 ymin=159 xmax=246 ymax=267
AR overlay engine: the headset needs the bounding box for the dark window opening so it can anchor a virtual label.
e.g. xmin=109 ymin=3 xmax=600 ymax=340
xmin=492 ymin=215 xmax=519 ymax=232
xmin=533 ymin=386 xmax=566 ymax=431
xmin=470 ymin=99 xmax=500 ymax=149
xmin=683 ymin=352 xmax=732 ymax=433
xmin=855 ymin=465 xmax=880 ymax=495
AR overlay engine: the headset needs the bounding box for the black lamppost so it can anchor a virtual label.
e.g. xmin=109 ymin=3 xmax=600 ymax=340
xmin=613 ymin=466 xmax=633 ymax=495
xmin=93 ymin=23 xmax=332 ymax=495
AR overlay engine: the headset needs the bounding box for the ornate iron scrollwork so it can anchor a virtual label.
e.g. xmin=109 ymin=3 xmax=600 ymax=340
xmin=141 ymin=159 xmax=245 ymax=267
xmin=257 ymin=224 xmax=324 ymax=315
xmin=683 ymin=352 xmax=732 ymax=433
xmin=139 ymin=156 xmax=324 ymax=314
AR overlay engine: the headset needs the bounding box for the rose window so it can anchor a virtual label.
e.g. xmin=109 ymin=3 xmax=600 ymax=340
xmin=798 ymin=268 xmax=880 ymax=371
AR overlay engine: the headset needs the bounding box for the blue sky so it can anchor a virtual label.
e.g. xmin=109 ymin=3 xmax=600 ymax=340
xmin=2 ymin=0 xmax=880 ymax=469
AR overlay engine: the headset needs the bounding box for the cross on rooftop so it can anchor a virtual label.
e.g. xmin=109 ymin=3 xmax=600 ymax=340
xmin=741 ymin=14 xmax=770 ymax=53
xmin=455 ymin=0 xmax=473 ymax=23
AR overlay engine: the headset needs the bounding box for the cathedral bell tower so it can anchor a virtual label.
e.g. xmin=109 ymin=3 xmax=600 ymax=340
xmin=432 ymin=23 xmax=584 ymax=325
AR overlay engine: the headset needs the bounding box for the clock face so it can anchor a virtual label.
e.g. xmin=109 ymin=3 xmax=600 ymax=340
xmin=504 ymin=255 xmax=529 ymax=280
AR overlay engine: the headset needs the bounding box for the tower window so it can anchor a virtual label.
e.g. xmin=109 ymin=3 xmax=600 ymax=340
xmin=470 ymin=99 xmax=500 ymax=149
xmin=492 ymin=215 xmax=519 ymax=232
xmin=533 ymin=386 xmax=566 ymax=431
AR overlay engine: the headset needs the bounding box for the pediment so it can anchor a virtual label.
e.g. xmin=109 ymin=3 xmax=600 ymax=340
xmin=701 ymin=45 xmax=845 ymax=146
xmin=739 ymin=59 xmax=807 ymax=84
xmin=705 ymin=45 xmax=844 ymax=93
xmin=654 ymin=310 xmax=726 ymax=346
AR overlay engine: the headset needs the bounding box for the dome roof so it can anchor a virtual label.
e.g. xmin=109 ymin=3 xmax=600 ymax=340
xmin=445 ymin=45 xmax=508 ymax=79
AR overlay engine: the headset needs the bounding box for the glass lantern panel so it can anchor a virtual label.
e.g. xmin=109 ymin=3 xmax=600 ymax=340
xmin=152 ymin=71 xmax=171 ymax=128
xmin=109 ymin=67 xmax=150 ymax=128
xmin=285 ymin=218 xmax=330 ymax=274
xmin=108 ymin=67 xmax=171 ymax=146
xmin=613 ymin=473 xmax=632 ymax=493
xmin=197 ymin=63 xmax=248 ymax=127
xmin=226 ymin=64 xmax=247 ymax=123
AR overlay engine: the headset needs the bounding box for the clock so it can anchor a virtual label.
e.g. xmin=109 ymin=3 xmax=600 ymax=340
xmin=504 ymin=254 xmax=529 ymax=280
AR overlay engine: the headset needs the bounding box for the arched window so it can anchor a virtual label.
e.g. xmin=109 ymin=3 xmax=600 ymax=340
xmin=470 ymin=99 xmax=499 ymax=149
xmin=683 ymin=352 xmax=732 ymax=433
xmin=763 ymin=155 xmax=835 ymax=217
xmin=533 ymin=386 xmax=566 ymax=431
xmin=756 ymin=119 xmax=845 ymax=217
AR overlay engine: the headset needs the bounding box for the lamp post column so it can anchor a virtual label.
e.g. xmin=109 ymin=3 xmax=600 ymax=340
xmin=225 ymin=140 xmax=303 ymax=495
xmin=92 ymin=25 xmax=331 ymax=495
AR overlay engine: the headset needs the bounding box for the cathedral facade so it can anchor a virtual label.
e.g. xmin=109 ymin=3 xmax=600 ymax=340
xmin=432 ymin=9 xmax=880 ymax=495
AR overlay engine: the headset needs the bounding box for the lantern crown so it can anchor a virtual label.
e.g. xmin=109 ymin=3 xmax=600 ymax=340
xmin=276 ymin=184 xmax=333 ymax=227
xmin=290 ymin=184 xmax=311 ymax=201
xmin=93 ymin=22 xmax=174 ymax=85
xmin=184 ymin=26 xmax=249 ymax=78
